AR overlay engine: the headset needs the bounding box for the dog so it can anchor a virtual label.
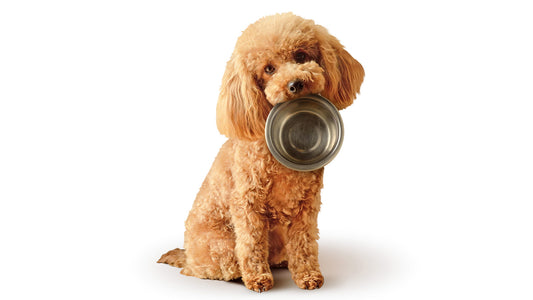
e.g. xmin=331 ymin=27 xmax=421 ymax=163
xmin=158 ymin=13 xmax=364 ymax=292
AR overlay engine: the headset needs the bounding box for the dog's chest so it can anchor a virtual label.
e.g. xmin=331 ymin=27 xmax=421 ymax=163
xmin=263 ymin=158 xmax=323 ymax=222
xmin=233 ymin=139 xmax=323 ymax=221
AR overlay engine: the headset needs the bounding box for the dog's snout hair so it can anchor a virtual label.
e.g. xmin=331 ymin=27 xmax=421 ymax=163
xmin=264 ymin=61 xmax=326 ymax=105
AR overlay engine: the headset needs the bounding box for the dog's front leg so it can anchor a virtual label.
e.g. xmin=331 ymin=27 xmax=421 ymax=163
xmin=230 ymin=199 xmax=273 ymax=292
xmin=286 ymin=202 xmax=324 ymax=290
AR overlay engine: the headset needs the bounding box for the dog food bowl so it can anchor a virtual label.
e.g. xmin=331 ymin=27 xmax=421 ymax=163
xmin=265 ymin=94 xmax=344 ymax=171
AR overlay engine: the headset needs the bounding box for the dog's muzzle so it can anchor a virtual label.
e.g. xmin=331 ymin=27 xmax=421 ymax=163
xmin=264 ymin=61 xmax=326 ymax=105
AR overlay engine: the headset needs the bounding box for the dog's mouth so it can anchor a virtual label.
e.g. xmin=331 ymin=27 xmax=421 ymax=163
xmin=267 ymin=82 xmax=324 ymax=105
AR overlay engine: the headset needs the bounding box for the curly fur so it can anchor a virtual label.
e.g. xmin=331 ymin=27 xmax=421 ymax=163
xmin=158 ymin=13 xmax=364 ymax=292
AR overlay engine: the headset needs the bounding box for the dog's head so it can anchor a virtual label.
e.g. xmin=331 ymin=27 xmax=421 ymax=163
xmin=217 ymin=13 xmax=365 ymax=140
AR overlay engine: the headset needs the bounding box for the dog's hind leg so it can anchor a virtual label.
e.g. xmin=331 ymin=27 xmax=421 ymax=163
xmin=180 ymin=228 xmax=241 ymax=281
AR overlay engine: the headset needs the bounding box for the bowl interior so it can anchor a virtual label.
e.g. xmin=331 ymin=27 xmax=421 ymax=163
xmin=265 ymin=95 xmax=343 ymax=171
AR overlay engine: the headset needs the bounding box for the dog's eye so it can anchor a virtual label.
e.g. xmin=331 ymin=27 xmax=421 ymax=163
xmin=294 ymin=51 xmax=308 ymax=63
xmin=264 ymin=65 xmax=275 ymax=75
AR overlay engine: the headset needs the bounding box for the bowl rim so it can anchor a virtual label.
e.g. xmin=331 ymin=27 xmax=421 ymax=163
xmin=265 ymin=94 xmax=344 ymax=171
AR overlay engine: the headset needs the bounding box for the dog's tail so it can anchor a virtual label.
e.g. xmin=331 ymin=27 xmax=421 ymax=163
xmin=157 ymin=248 xmax=186 ymax=268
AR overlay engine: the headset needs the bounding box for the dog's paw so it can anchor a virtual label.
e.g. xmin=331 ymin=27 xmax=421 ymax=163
xmin=293 ymin=271 xmax=324 ymax=290
xmin=243 ymin=273 xmax=274 ymax=293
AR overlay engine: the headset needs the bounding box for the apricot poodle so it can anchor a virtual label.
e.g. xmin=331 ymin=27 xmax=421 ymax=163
xmin=158 ymin=13 xmax=364 ymax=292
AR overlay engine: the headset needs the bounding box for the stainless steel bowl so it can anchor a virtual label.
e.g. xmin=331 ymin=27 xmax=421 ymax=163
xmin=265 ymin=94 xmax=344 ymax=171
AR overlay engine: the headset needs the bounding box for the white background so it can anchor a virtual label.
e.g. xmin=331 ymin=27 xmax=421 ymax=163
xmin=1 ymin=0 xmax=532 ymax=299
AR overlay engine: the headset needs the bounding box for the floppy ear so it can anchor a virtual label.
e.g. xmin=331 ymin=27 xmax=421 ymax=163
xmin=216 ymin=55 xmax=271 ymax=140
xmin=319 ymin=32 xmax=365 ymax=110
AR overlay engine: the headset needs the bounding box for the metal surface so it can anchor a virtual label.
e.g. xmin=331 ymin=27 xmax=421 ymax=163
xmin=265 ymin=94 xmax=344 ymax=171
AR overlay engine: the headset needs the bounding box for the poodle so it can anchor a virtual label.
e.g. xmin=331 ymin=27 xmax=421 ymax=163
xmin=158 ymin=13 xmax=364 ymax=292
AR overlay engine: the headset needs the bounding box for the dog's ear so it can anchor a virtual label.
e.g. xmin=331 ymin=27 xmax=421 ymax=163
xmin=319 ymin=31 xmax=365 ymax=110
xmin=216 ymin=55 xmax=271 ymax=140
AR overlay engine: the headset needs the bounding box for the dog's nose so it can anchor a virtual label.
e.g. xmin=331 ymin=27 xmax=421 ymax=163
xmin=288 ymin=80 xmax=304 ymax=94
